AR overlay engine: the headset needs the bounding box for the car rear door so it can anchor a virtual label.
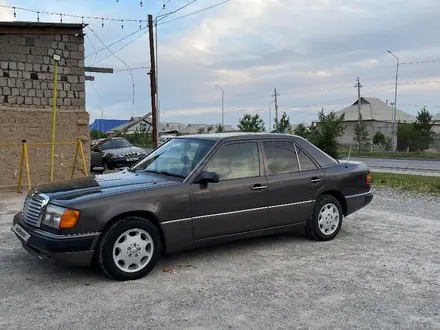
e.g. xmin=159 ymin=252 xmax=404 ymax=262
xmin=262 ymin=139 xmax=325 ymax=226
xmin=190 ymin=140 xmax=269 ymax=240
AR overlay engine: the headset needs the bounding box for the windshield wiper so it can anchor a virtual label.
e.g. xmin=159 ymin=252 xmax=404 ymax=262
xmin=144 ymin=169 xmax=185 ymax=178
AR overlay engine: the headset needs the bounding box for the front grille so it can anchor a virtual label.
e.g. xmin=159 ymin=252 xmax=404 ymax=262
xmin=22 ymin=193 xmax=49 ymax=227
xmin=122 ymin=152 xmax=140 ymax=157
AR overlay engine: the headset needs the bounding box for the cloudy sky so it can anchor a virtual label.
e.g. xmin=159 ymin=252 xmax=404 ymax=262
xmin=1 ymin=0 xmax=440 ymax=129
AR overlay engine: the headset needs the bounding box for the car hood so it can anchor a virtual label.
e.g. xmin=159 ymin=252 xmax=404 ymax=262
xmin=32 ymin=170 xmax=181 ymax=202
xmin=103 ymin=146 xmax=146 ymax=155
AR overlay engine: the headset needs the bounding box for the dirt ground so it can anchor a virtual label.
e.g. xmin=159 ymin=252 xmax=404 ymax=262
xmin=0 ymin=188 xmax=439 ymax=330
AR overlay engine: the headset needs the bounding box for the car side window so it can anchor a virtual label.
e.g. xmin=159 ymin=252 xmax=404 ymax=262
xmin=206 ymin=142 xmax=260 ymax=181
xmin=262 ymin=140 xmax=299 ymax=175
xmin=296 ymin=145 xmax=318 ymax=171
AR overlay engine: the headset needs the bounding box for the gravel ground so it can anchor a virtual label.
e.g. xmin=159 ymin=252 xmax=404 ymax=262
xmin=1 ymin=188 xmax=439 ymax=330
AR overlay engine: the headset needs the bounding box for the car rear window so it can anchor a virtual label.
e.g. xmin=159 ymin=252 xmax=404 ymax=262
xmin=262 ymin=140 xmax=299 ymax=175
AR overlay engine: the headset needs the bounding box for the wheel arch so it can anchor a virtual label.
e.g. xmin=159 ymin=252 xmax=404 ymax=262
xmin=317 ymin=190 xmax=347 ymax=216
xmin=96 ymin=210 xmax=167 ymax=254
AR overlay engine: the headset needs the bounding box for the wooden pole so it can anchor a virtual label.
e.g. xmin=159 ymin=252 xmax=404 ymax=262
xmin=148 ymin=14 xmax=158 ymax=148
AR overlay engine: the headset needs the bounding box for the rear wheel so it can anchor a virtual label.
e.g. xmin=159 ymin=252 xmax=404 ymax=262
xmin=97 ymin=217 xmax=162 ymax=281
xmin=305 ymin=195 xmax=343 ymax=241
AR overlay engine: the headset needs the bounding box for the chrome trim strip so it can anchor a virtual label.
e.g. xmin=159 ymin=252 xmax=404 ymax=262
xmin=163 ymin=200 xmax=316 ymax=225
xmin=345 ymin=191 xmax=372 ymax=199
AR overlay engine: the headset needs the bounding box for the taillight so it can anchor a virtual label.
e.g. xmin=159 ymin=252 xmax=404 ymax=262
xmin=366 ymin=172 xmax=371 ymax=186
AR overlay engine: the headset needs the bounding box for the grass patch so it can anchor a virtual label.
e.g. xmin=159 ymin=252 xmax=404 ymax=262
xmin=338 ymin=150 xmax=440 ymax=159
xmin=372 ymin=172 xmax=440 ymax=194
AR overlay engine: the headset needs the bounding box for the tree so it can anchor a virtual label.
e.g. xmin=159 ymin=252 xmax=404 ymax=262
xmin=412 ymin=107 xmax=435 ymax=151
xmin=373 ymin=132 xmax=386 ymax=146
xmin=197 ymin=127 xmax=206 ymax=134
xmin=308 ymin=109 xmax=346 ymax=158
xmin=373 ymin=132 xmax=392 ymax=151
xmin=215 ymin=124 xmax=224 ymax=133
xmin=90 ymin=130 xmax=105 ymax=140
xmin=293 ymin=123 xmax=310 ymax=139
xmin=238 ymin=114 xmax=265 ymax=132
xmin=207 ymin=125 xmax=215 ymax=133
xmin=353 ymin=114 xmax=370 ymax=150
xmin=273 ymin=112 xmax=292 ymax=133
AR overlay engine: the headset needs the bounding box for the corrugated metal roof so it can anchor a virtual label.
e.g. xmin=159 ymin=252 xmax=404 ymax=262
xmin=89 ymin=119 xmax=128 ymax=132
xmin=433 ymin=113 xmax=440 ymax=121
xmin=334 ymin=97 xmax=417 ymax=122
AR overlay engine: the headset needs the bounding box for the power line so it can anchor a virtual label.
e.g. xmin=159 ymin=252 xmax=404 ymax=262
xmin=157 ymin=0 xmax=198 ymax=23
xmin=401 ymin=59 xmax=440 ymax=65
xmin=85 ymin=27 xmax=147 ymax=59
xmin=115 ymin=66 xmax=150 ymax=72
xmin=87 ymin=26 xmax=136 ymax=106
xmin=0 ymin=4 xmax=148 ymax=24
xmin=158 ymin=0 xmax=231 ymax=25
xmin=93 ymin=30 xmax=149 ymax=64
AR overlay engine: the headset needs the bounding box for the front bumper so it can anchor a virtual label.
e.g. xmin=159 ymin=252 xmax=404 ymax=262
xmin=12 ymin=212 xmax=100 ymax=267
xmin=345 ymin=190 xmax=373 ymax=216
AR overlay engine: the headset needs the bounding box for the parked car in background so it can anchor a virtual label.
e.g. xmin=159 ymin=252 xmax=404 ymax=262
xmin=11 ymin=133 xmax=372 ymax=281
xmin=90 ymin=137 xmax=147 ymax=172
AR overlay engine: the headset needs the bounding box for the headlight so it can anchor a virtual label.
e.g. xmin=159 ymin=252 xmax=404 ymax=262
xmin=111 ymin=154 xmax=122 ymax=159
xmin=42 ymin=205 xmax=80 ymax=229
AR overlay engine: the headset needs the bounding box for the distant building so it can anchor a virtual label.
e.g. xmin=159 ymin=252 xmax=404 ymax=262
xmin=105 ymin=117 xmax=237 ymax=135
xmin=89 ymin=119 xmax=129 ymax=133
xmin=333 ymin=97 xmax=417 ymax=147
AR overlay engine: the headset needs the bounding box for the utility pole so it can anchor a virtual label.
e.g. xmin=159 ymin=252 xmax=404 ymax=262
xmin=354 ymin=77 xmax=362 ymax=150
xmin=273 ymin=88 xmax=279 ymax=130
xmin=387 ymin=50 xmax=399 ymax=151
xmin=355 ymin=77 xmax=362 ymax=125
xmin=148 ymin=14 xmax=158 ymax=148
xmin=215 ymin=85 xmax=224 ymax=127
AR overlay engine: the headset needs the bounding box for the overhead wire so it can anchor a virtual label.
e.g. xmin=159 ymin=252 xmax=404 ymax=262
xmin=87 ymin=26 xmax=136 ymax=106
xmin=157 ymin=0 xmax=231 ymax=25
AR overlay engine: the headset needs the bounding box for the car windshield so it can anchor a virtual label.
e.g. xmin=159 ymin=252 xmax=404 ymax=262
xmin=131 ymin=138 xmax=216 ymax=178
xmin=101 ymin=138 xmax=132 ymax=150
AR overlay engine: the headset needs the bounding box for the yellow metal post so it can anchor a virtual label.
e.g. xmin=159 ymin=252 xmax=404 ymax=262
xmin=50 ymin=61 xmax=59 ymax=182
xmin=71 ymin=140 xmax=80 ymax=178
xmin=78 ymin=139 xmax=89 ymax=176
xmin=24 ymin=143 xmax=31 ymax=191
xmin=17 ymin=142 xmax=26 ymax=193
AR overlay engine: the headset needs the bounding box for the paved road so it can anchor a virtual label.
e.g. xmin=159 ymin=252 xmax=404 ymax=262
xmin=347 ymin=157 xmax=440 ymax=171
xmin=1 ymin=189 xmax=440 ymax=329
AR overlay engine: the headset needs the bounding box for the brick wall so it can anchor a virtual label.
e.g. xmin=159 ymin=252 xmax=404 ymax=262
xmin=0 ymin=24 xmax=90 ymax=190
xmin=0 ymin=32 xmax=85 ymax=109
xmin=0 ymin=107 xmax=90 ymax=189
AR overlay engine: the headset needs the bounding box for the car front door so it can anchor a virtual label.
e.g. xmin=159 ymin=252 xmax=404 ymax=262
xmin=262 ymin=140 xmax=325 ymax=226
xmin=190 ymin=141 xmax=269 ymax=240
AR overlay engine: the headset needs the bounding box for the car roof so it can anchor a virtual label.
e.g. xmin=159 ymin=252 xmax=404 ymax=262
xmin=175 ymin=132 xmax=300 ymax=141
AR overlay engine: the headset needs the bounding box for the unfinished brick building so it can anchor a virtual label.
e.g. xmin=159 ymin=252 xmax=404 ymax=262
xmin=0 ymin=22 xmax=90 ymax=189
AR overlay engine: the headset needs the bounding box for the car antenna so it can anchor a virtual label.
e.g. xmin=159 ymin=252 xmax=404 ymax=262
xmin=346 ymin=145 xmax=352 ymax=168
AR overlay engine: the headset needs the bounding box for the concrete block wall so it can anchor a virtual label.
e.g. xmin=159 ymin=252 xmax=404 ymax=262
xmin=0 ymin=108 xmax=90 ymax=189
xmin=0 ymin=33 xmax=85 ymax=110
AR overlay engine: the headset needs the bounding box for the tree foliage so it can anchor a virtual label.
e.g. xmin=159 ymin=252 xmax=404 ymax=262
xmin=293 ymin=123 xmax=310 ymax=139
xmin=397 ymin=107 xmax=435 ymax=151
xmin=238 ymin=114 xmax=265 ymax=132
xmin=215 ymin=124 xmax=224 ymax=133
xmin=307 ymin=110 xmax=346 ymax=158
xmin=273 ymin=112 xmax=292 ymax=133
xmin=373 ymin=132 xmax=392 ymax=151
xmin=90 ymin=130 xmax=105 ymax=140
xmin=353 ymin=114 xmax=370 ymax=149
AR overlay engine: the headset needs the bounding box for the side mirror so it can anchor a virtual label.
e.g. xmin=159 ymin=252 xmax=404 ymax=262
xmin=196 ymin=171 xmax=219 ymax=184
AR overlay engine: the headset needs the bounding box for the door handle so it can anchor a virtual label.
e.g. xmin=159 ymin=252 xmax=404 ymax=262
xmin=309 ymin=177 xmax=323 ymax=184
xmin=251 ymin=184 xmax=267 ymax=191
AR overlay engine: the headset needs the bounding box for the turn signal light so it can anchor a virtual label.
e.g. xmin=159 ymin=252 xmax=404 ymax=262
xmin=60 ymin=209 xmax=80 ymax=229
xmin=366 ymin=172 xmax=371 ymax=186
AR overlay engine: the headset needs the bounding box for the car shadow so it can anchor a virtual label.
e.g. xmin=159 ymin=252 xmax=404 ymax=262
xmin=11 ymin=229 xmax=313 ymax=282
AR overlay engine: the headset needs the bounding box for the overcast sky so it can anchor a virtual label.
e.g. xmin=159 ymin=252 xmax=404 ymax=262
xmin=1 ymin=0 xmax=440 ymax=128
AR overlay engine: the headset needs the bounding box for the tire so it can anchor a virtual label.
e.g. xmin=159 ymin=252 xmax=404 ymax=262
xmin=305 ymin=195 xmax=343 ymax=241
xmin=97 ymin=217 xmax=163 ymax=281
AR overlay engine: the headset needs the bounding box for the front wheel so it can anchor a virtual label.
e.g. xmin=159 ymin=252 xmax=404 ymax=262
xmin=305 ymin=195 xmax=343 ymax=241
xmin=97 ymin=217 xmax=162 ymax=281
